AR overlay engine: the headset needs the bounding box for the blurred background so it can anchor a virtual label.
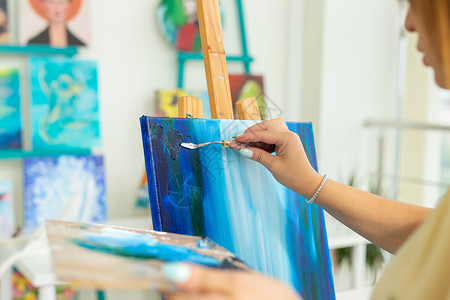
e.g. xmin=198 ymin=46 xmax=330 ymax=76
xmin=0 ymin=0 xmax=448 ymax=299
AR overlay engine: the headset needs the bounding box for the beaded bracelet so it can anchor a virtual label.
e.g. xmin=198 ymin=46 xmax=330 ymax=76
xmin=306 ymin=174 xmax=328 ymax=204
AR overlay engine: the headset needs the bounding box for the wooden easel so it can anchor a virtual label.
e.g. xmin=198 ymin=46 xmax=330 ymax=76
xmin=178 ymin=0 xmax=261 ymax=121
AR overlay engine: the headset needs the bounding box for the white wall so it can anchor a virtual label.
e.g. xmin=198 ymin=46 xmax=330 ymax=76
xmin=318 ymin=0 xmax=400 ymax=186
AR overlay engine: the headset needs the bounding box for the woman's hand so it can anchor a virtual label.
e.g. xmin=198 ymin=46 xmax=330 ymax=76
xmin=162 ymin=263 xmax=303 ymax=300
xmin=236 ymin=118 xmax=322 ymax=198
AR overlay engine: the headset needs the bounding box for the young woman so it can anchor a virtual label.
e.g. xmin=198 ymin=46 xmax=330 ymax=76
xmin=162 ymin=0 xmax=450 ymax=299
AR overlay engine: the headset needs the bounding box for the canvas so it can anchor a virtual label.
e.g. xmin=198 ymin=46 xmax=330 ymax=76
xmin=23 ymin=155 xmax=106 ymax=233
xmin=0 ymin=68 xmax=21 ymax=150
xmin=137 ymin=89 xmax=210 ymax=209
xmin=18 ymin=0 xmax=90 ymax=47
xmin=140 ymin=116 xmax=335 ymax=299
xmin=47 ymin=220 xmax=249 ymax=289
xmin=157 ymin=0 xmax=203 ymax=52
xmin=0 ymin=0 xmax=9 ymax=43
xmin=0 ymin=180 xmax=15 ymax=240
xmin=29 ymin=57 xmax=100 ymax=151
xmin=229 ymin=74 xmax=267 ymax=119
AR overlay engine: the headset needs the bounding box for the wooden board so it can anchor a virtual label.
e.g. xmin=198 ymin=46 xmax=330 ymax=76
xmin=178 ymin=96 xmax=203 ymax=118
xmin=236 ymin=97 xmax=262 ymax=120
xmin=196 ymin=0 xmax=234 ymax=120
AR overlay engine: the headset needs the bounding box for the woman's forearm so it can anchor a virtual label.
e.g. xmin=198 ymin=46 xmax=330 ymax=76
xmin=314 ymin=179 xmax=432 ymax=254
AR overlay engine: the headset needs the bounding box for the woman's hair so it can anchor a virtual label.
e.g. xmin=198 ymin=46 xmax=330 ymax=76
xmin=411 ymin=0 xmax=450 ymax=86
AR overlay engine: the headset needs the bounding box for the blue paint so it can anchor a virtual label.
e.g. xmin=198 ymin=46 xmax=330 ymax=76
xmin=72 ymin=230 xmax=222 ymax=266
xmin=140 ymin=117 xmax=335 ymax=299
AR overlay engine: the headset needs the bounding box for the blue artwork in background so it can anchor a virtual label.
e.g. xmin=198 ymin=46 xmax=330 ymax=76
xmin=0 ymin=68 xmax=21 ymax=150
xmin=141 ymin=117 xmax=335 ymax=300
xmin=24 ymin=155 xmax=107 ymax=233
xmin=29 ymin=57 xmax=100 ymax=150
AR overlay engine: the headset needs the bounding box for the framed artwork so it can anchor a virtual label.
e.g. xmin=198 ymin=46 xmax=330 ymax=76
xmin=19 ymin=0 xmax=90 ymax=47
xmin=23 ymin=155 xmax=107 ymax=233
xmin=0 ymin=68 xmax=21 ymax=150
xmin=29 ymin=57 xmax=100 ymax=151
xmin=140 ymin=116 xmax=335 ymax=299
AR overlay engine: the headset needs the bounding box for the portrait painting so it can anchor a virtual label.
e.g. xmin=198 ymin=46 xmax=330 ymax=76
xmin=19 ymin=0 xmax=90 ymax=47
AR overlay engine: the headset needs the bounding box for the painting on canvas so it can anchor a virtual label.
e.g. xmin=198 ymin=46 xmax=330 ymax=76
xmin=0 ymin=68 xmax=21 ymax=150
xmin=0 ymin=0 xmax=10 ymax=43
xmin=23 ymin=155 xmax=107 ymax=233
xmin=229 ymin=74 xmax=267 ymax=119
xmin=0 ymin=180 xmax=15 ymax=240
xmin=29 ymin=57 xmax=100 ymax=150
xmin=18 ymin=0 xmax=90 ymax=47
xmin=140 ymin=116 xmax=335 ymax=299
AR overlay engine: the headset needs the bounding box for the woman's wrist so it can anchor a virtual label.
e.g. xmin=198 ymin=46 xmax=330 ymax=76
xmin=294 ymin=171 xmax=324 ymax=199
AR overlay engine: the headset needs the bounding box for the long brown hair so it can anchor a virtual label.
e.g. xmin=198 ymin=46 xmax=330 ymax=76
xmin=411 ymin=0 xmax=450 ymax=86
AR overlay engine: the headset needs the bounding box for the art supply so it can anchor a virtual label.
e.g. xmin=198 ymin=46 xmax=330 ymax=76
xmin=180 ymin=139 xmax=276 ymax=153
xmin=47 ymin=220 xmax=249 ymax=290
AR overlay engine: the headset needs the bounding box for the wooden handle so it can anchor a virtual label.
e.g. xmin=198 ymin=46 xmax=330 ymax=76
xmin=236 ymin=97 xmax=262 ymax=121
xmin=178 ymin=96 xmax=203 ymax=118
xmin=196 ymin=0 xmax=234 ymax=120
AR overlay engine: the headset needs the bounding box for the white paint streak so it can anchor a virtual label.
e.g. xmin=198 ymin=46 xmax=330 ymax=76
xmin=219 ymin=76 xmax=225 ymax=80
xmin=217 ymin=36 xmax=222 ymax=42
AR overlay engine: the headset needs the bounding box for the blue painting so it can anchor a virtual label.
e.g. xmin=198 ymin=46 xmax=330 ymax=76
xmin=0 ymin=68 xmax=21 ymax=150
xmin=24 ymin=155 xmax=107 ymax=233
xmin=0 ymin=180 xmax=15 ymax=240
xmin=140 ymin=117 xmax=335 ymax=300
xmin=29 ymin=57 xmax=100 ymax=150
